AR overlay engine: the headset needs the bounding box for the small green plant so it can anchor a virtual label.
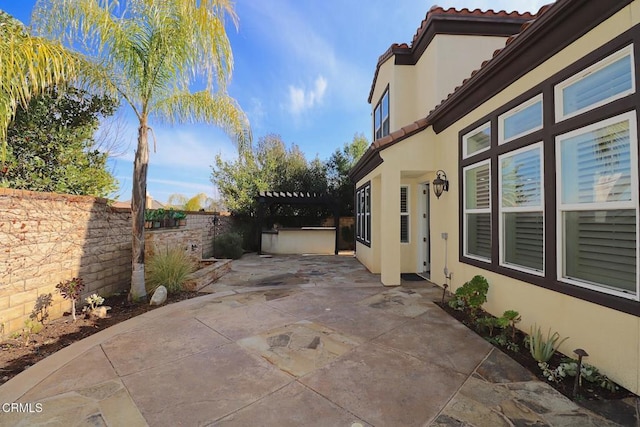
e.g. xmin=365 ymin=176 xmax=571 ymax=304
xmin=146 ymin=248 xmax=196 ymax=294
xmin=213 ymin=232 xmax=244 ymax=259
xmin=487 ymin=334 xmax=508 ymax=347
xmin=505 ymin=341 xmax=519 ymax=352
xmin=528 ymin=324 xmax=569 ymax=363
xmin=448 ymin=275 xmax=489 ymax=320
xmin=56 ymin=277 xmax=85 ymax=321
xmin=85 ymin=293 xmax=105 ymax=311
xmin=476 ymin=316 xmax=505 ymax=337
xmin=502 ymin=310 xmax=521 ymax=342
xmin=539 ymin=359 xmax=619 ymax=392
xmin=21 ymin=319 xmax=43 ymax=346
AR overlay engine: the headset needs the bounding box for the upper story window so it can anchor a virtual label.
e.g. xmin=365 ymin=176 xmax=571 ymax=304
xmin=555 ymin=45 xmax=635 ymax=122
xmin=499 ymin=94 xmax=543 ymax=144
xmin=374 ymin=88 xmax=390 ymax=140
xmin=463 ymin=122 xmax=491 ymax=158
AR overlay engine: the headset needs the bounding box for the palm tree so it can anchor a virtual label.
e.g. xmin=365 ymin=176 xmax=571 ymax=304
xmin=0 ymin=11 xmax=77 ymax=166
xmin=33 ymin=0 xmax=251 ymax=300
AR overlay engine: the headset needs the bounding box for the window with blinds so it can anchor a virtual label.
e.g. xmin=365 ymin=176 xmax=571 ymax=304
xmin=557 ymin=112 xmax=638 ymax=298
xmin=400 ymin=186 xmax=409 ymax=243
xmin=499 ymin=94 xmax=543 ymax=143
xmin=463 ymin=122 xmax=491 ymax=158
xmin=464 ymin=161 xmax=491 ymax=260
xmin=556 ymin=45 xmax=635 ymax=121
xmin=356 ymin=182 xmax=371 ymax=244
xmin=500 ymin=144 xmax=544 ymax=273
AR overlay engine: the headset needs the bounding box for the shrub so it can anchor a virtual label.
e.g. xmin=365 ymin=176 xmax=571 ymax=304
xmin=146 ymin=248 xmax=196 ymax=294
xmin=213 ymin=233 xmax=244 ymax=259
xmin=527 ymin=324 xmax=569 ymax=363
xmin=448 ymin=275 xmax=489 ymax=320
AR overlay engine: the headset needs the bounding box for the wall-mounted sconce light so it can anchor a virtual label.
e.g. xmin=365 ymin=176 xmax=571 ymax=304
xmin=432 ymin=170 xmax=449 ymax=199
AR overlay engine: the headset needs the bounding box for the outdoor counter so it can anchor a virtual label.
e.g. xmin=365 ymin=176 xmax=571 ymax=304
xmin=261 ymin=227 xmax=336 ymax=254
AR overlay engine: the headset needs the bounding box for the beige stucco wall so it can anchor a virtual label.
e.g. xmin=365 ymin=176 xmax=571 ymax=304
xmin=359 ymin=3 xmax=640 ymax=394
xmin=370 ymin=34 xmax=509 ymax=137
xmin=261 ymin=228 xmax=335 ymax=255
xmin=428 ymin=4 xmax=640 ymax=395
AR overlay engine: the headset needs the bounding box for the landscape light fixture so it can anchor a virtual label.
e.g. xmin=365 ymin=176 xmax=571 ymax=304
xmin=432 ymin=170 xmax=449 ymax=199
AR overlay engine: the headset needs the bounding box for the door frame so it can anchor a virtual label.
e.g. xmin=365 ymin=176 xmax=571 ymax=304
xmin=417 ymin=182 xmax=431 ymax=279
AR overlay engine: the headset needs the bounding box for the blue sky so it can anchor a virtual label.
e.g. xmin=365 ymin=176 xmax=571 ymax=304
xmin=2 ymin=0 xmax=549 ymax=204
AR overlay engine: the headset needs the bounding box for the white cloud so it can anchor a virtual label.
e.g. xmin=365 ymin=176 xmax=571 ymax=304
xmin=288 ymin=76 xmax=328 ymax=115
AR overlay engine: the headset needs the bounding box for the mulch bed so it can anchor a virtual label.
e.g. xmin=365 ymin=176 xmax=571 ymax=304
xmin=435 ymin=301 xmax=635 ymax=403
xmin=0 ymin=291 xmax=201 ymax=384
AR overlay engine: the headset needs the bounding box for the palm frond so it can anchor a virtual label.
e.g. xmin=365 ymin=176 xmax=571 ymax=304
xmin=153 ymin=91 xmax=252 ymax=152
xmin=0 ymin=11 xmax=78 ymax=161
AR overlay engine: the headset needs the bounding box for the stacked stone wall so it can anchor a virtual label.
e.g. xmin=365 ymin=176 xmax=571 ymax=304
xmin=0 ymin=188 xmax=131 ymax=335
xmin=0 ymin=188 xmax=233 ymax=336
xmin=182 ymin=212 xmax=234 ymax=258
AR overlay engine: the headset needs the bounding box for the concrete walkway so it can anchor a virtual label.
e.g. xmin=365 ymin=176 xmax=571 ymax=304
xmin=0 ymin=254 xmax=635 ymax=426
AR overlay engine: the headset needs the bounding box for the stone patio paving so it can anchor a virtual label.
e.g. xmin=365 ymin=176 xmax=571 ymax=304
xmin=0 ymin=254 xmax=636 ymax=426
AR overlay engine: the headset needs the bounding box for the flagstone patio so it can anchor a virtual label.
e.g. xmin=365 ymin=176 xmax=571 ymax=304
xmin=0 ymin=254 xmax=632 ymax=426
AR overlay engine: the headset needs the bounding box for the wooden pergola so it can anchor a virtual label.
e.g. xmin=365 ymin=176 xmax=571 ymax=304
xmin=255 ymin=191 xmax=340 ymax=255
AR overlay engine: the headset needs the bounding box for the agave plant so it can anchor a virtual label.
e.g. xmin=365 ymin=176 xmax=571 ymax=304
xmin=528 ymin=324 xmax=569 ymax=363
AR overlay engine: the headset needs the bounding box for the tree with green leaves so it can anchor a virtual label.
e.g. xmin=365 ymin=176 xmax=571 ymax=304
xmin=34 ymin=0 xmax=251 ymax=301
xmin=212 ymin=134 xmax=328 ymax=218
xmin=326 ymin=133 xmax=368 ymax=215
xmin=3 ymin=87 xmax=118 ymax=197
xmin=0 ymin=11 xmax=78 ymax=167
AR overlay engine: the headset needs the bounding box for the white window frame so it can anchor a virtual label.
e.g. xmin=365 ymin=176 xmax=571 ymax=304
xmin=400 ymin=185 xmax=410 ymax=244
xmin=498 ymin=142 xmax=544 ymax=275
xmin=499 ymin=94 xmax=543 ymax=144
xmin=463 ymin=122 xmax=491 ymax=158
xmin=463 ymin=160 xmax=492 ymax=262
xmin=555 ymin=45 xmax=635 ymax=122
xmin=555 ymin=111 xmax=639 ymax=300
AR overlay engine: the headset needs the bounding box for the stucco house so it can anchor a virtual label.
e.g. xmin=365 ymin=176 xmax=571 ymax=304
xmin=350 ymin=0 xmax=640 ymax=395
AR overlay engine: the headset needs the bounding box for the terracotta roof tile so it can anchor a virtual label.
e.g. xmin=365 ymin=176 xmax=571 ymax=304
xmin=411 ymin=6 xmax=536 ymax=46
xmin=368 ymin=5 xmax=536 ymax=103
